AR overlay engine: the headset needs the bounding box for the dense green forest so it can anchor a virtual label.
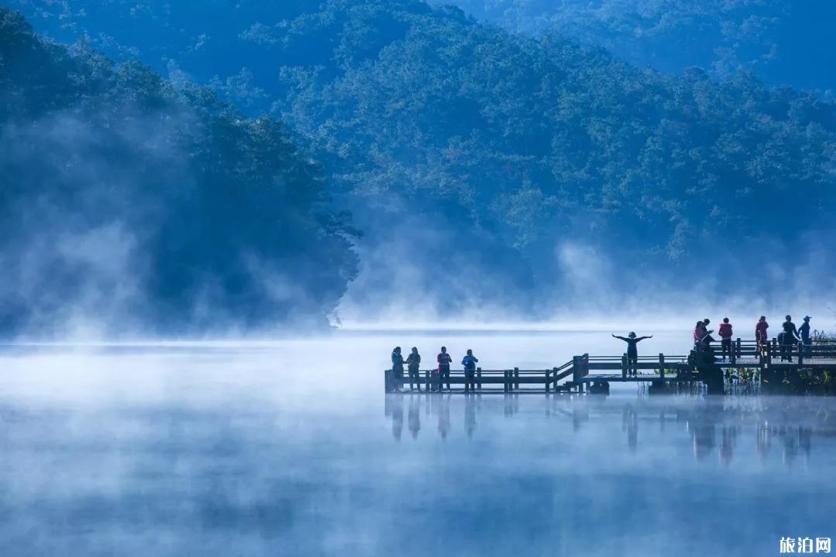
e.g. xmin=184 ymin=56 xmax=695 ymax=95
xmin=4 ymin=0 xmax=836 ymax=324
xmin=432 ymin=0 xmax=836 ymax=94
xmin=0 ymin=9 xmax=358 ymax=335
xmin=278 ymin=1 xmax=836 ymax=312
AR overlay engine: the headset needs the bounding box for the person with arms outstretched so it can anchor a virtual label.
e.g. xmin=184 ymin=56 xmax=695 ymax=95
xmin=612 ymin=332 xmax=652 ymax=377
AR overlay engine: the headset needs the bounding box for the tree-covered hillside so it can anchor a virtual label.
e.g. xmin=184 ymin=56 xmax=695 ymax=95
xmin=6 ymin=1 xmax=836 ymax=318
xmin=432 ymin=0 xmax=836 ymax=95
xmin=0 ymin=9 xmax=358 ymax=335
xmin=276 ymin=0 xmax=836 ymax=311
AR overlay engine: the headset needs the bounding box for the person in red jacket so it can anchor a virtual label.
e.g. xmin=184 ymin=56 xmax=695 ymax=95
xmin=718 ymin=318 xmax=734 ymax=361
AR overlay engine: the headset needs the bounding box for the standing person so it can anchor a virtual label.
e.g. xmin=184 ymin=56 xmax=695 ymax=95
xmin=693 ymin=320 xmax=706 ymax=347
xmin=462 ymin=349 xmax=479 ymax=393
xmin=437 ymin=346 xmax=452 ymax=392
xmin=755 ymin=316 xmax=769 ymax=355
xmin=799 ymin=316 xmax=812 ymax=358
xmin=612 ymin=332 xmax=653 ymax=377
xmin=406 ymin=347 xmax=422 ymax=392
xmin=781 ymin=315 xmax=799 ymax=361
xmin=694 ymin=319 xmax=713 ymax=351
xmin=719 ymin=318 xmax=734 ymax=361
xmin=391 ymin=347 xmax=405 ymax=392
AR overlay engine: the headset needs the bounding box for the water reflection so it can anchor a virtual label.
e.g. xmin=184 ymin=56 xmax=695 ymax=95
xmin=464 ymin=396 xmax=476 ymax=439
xmin=2 ymin=339 xmax=833 ymax=557
xmin=408 ymin=397 xmax=420 ymax=439
xmin=622 ymin=404 xmax=638 ymax=452
xmin=384 ymin=394 xmax=827 ymax=466
xmin=720 ymin=426 xmax=737 ymax=465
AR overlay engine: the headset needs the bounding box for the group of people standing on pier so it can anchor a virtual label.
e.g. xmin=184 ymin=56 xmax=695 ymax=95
xmin=390 ymin=346 xmax=479 ymax=392
xmin=692 ymin=314 xmax=813 ymax=362
xmin=389 ymin=313 xmax=817 ymax=392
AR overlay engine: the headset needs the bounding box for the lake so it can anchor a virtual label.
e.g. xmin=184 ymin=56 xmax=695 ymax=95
xmin=0 ymin=330 xmax=834 ymax=556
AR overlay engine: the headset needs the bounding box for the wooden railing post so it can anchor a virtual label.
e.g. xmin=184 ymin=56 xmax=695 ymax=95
xmin=514 ymin=367 xmax=520 ymax=390
xmin=477 ymin=367 xmax=482 ymax=392
xmin=545 ymin=368 xmax=551 ymax=393
xmin=621 ymin=354 xmax=628 ymax=379
xmin=659 ymin=353 xmax=665 ymax=379
xmin=503 ymin=370 xmax=509 ymax=393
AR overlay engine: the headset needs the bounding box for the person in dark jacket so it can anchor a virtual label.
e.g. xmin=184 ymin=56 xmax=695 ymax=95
xmin=391 ymin=347 xmax=405 ymax=391
xmin=799 ymin=316 xmax=812 ymax=358
xmin=755 ymin=316 xmax=769 ymax=354
xmin=406 ymin=347 xmax=422 ymax=391
xmin=612 ymin=332 xmax=652 ymax=377
xmin=437 ymin=346 xmax=453 ymax=392
xmin=462 ymin=349 xmax=479 ymax=393
xmin=780 ymin=315 xmax=799 ymax=361
xmin=719 ymin=318 xmax=734 ymax=361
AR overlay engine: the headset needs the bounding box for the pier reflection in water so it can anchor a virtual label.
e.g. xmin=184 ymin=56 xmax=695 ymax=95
xmin=385 ymin=393 xmax=821 ymax=466
xmin=1 ymin=337 xmax=834 ymax=557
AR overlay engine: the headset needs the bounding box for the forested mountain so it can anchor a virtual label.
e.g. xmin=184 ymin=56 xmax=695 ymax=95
xmin=5 ymin=1 xmax=836 ymax=322
xmin=432 ymin=0 xmax=836 ymax=95
xmin=0 ymin=9 xmax=358 ymax=335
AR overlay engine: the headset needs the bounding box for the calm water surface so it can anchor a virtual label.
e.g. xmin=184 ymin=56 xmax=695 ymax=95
xmin=0 ymin=331 xmax=834 ymax=556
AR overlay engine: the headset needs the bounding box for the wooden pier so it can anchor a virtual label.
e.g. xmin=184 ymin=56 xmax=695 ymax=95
xmin=383 ymin=338 xmax=836 ymax=395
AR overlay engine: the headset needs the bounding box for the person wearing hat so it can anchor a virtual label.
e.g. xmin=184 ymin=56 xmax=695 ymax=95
xmin=612 ymin=332 xmax=653 ymax=377
xmin=799 ymin=316 xmax=812 ymax=358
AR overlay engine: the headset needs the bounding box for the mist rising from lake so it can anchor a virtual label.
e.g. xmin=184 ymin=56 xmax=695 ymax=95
xmin=0 ymin=331 xmax=833 ymax=556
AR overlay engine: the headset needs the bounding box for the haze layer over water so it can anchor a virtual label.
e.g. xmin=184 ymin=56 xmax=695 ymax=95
xmin=0 ymin=331 xmax=833 ymax=556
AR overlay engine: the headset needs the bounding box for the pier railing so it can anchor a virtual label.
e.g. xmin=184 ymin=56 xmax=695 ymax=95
xmin=383 ymin=338 xmax=836 ymax=394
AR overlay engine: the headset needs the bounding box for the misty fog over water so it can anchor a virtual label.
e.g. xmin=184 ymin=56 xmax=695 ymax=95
xmin=2 ymin=2 xmax=836 ymax=555
xmin=1 ymin=331 xmax=834 ymax=556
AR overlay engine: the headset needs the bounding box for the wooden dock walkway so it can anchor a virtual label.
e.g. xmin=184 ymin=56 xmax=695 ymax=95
xmin=384 ymin=338 xmax=836 ymax=394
